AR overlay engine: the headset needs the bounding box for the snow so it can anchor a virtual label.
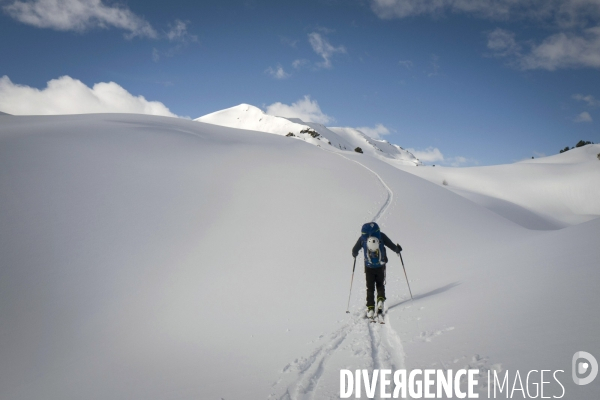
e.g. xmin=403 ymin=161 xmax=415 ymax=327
xmin=397 ymin=144 xmax=600 ymax=230
xmin=195 ymin=103 xmax=347 ymax=148
xmin=1 ymin=113 xmax=599 ymax=399
xmin=195 ymin=103 xmax=421 ymax=167
xmin=519 ymin=145 xmax=600 ymax=164
xmin=329 ymin=126 xmax=421 ymax=167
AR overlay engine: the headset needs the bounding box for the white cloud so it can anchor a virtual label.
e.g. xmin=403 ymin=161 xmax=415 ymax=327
xmin=166 ymin=19 xmax=197 ymax=43
xmin=487 ymin=28 xmax=521 ymax=56
xmin=398 ymin=60 xmax=413 ymax=69
xmin=152 ymin=44 xmax=186 ymax=62
xmin=371 ymin=0 xmax=511 ymax=20
xmin=265 ymin=65 xmax=291 ymax=80
xmin=572 ymin=93 xmax=600 ymax=107
xmin=2 ymin=0 xmax=157 ymax=38
xmin=406 ymin=147 xmax=472 ymax=166
xmin=447 ymin=156 xmax=469 ymax=167
xmin=292 ymin=59 xmax=310 ymax=69
xmin=487 ymin=26 xmax=600 ymax=70
xmin=355 ymin=124 xmax=391 ymax=140
xmin=265 ymin=95 xmax=333 ymax=124
xmin=407 ymin=147 xmax=445 ymax=163
xmin=370 ymin=0 xmax=600 ymax=28
xmin=574 ymin=111 xmax=593 ymax=122
xmin=308 ymin=32 xmax=346 ymax=69
xmin=519 ymin=27 xmax=600 ymax=70
xmin=372 ymin=1 xmax=600 ymax=71
xmin=152 ymin=21 xmax=197 ymax=62
xmin=167 ymin=19 xmax=186 ymax=41
xmin=0 ymin=75 xmax=177 ymax=117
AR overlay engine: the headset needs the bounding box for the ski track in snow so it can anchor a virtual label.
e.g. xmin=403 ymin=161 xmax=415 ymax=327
xmin=271 ymin=150 xmax=406 ymax=400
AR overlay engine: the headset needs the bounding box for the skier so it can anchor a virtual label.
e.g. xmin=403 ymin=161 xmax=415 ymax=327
xmin=352 ymin=222 xmax=402 ymax=319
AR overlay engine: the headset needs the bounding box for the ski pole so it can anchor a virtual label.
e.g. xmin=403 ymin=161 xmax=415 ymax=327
xmin=345 ymin=257 xmax=357 ymax=313
xmin=398 ymin=252 xmax=413 ymax=300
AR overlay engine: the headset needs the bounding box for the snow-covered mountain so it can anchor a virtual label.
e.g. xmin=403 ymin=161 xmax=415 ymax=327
xmin=1 ymin=113 xmax=599 ymax=400
xmin=196 ymin=103 xmax=342 ymax=147
xmin=195 ymin=103 xmax=421 ymax=167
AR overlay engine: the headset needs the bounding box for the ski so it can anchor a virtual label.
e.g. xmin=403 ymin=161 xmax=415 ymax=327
xmin=365 ymin=310 xmax=376 ymax=323
xmin=366 ymin=309 xmax=384 ymax=323
xmin=365 ymin=307 xmax=377 ymax=323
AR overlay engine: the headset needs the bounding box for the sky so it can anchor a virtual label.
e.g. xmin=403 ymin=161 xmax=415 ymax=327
xmin=0 ymin=0 xmax=599 ymax=166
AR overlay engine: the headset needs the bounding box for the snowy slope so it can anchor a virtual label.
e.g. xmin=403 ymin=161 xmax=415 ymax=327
xmin=520 ymin=144 xmax=600 ymax=164
xmin=195 ymin=103 xmax=421 ymax=166
xmin=1 ymin=114 xmax=599 ymax=400
xmin=329 ymin=126 xmax=421 ymax=167
xmin=398 ymin=144 xmax=600 ymax=230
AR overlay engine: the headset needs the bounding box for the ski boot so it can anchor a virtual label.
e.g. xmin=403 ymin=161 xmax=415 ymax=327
xmin=366 ymin=306 xmax=375 ymax=319
xmin=377 ymin=297 xmax=385 ymax=313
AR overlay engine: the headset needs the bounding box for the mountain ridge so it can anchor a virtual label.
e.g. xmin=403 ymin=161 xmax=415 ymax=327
xmin=195 ymin=103 xmax=421 ymax=167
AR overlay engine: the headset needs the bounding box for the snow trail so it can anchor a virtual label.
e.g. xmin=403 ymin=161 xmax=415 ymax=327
xmin=333 ymin=153 xmax=394 ymax=222
xmin=271 ymin=150 xmax=406 ymax=399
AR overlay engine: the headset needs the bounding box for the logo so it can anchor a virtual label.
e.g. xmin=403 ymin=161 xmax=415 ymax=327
xmin=572 ymin=351 xmax=598 ymax=385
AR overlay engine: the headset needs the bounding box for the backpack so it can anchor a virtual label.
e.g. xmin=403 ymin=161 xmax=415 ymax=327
xmin=361 ymin=222 xmax=387 ymax=267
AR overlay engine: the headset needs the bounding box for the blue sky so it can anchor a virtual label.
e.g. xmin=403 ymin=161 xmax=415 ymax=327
xmin=1 ymin=0 xmax=599 ymax=166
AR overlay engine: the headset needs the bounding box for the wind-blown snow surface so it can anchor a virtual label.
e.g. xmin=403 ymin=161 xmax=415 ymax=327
xmin=328 ymin=126 xmax=421 ymax=168
xmin=397 ymin=145 xmax=600 ymax=230
xmin=195 ymin=103 xmax=421 ymax=167
xmin=1 ymin=114 xmax=599 ymax=399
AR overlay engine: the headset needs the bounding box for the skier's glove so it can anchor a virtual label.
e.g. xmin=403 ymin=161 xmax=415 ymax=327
xmin=352 ymin=251 xmax=358 ymax=258
xmin=396 ymin=244 xmax=402 ymax=253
